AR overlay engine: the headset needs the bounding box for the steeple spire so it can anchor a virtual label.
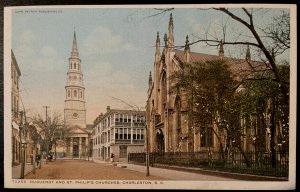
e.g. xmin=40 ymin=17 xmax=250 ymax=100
xmin=184 ymin=35 xmax=190 ymax=52
xmin=65 ymin=30 xmax=86 ymax=129
xmin=168 ymin=13 xmax=174 ymax=48
xmin=155 ymin=32 xmax=161 ymax=62
xmin=148 ymin=71 xmax=153 ymax=87
xmin=184 ymin=35 xmax=190 ymax=63
xmin=164 ymin=33 xmax=168 ymax=48
xmin=246 ymin=44 xmax=251 ymax=62
xmin=219 ymin=40 xmax=224 ymax=60
xmin=71 ymin=31 xmax=79 ymax=58
xmin=156 ymin=32 xmax=160 ymax=44
xmin=169 ymin=13 xmax=173 ymax=28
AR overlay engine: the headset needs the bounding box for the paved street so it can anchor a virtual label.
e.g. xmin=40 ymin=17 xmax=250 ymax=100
xmin=24 ymin=159 xmax=165 ymax=180
xmin=24 ymin=159 xmax=237 ymax=181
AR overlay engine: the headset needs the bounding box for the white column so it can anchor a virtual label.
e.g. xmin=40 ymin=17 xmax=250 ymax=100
xmin=131 ymin=127 xmax=133 ymax=144
xmin=85 ymin=136 xmax=88 ymax=158
xmin=79 ymin=137 xmax=82 ymax=158
xmin=70 ymin=137 xmax=73 ymax=158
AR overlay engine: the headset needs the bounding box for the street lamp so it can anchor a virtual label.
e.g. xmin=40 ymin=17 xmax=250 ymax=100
xmin=19 ymin=123 xmax=28 ymax=179
xmin=18 ymin=111 xmax=28 ymax=179
xmin=20 ymin=141 xmax=27 ymax=179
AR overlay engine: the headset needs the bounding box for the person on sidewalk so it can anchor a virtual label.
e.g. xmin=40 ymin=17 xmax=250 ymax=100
xmin=35 ymin=154 xmax=41 ymax=166
xmin=110 ymin=153 xmax=115 ymax=162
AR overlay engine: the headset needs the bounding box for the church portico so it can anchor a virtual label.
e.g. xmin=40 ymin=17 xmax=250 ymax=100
xmin=66 ymin=134 xmax=89 ymax=158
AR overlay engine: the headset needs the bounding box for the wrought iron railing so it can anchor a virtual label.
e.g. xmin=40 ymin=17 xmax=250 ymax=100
xmin=128 ymin=151 xmax=289 ymax=178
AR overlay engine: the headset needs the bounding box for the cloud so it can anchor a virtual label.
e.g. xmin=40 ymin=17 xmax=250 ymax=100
xmin=15 ymin=30 xmax=36 ymax=57
xmin=19 ymin=30 xmax=35 ymax=45
xmin=83 ymin=26 xmax=136 ymax=55
xmin=40 ymin=46 xmax=57 ymax=57
xmin=84 ymin=60 xmax=147 ymax=123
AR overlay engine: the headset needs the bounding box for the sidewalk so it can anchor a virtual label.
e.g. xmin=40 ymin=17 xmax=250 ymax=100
xmin=91 ymin=159 xmax=236 ymax=181
xmin=91 ymin=158 xmax=287 ymax=181
xmin=12 ymin=159 xmax=45 ymax=179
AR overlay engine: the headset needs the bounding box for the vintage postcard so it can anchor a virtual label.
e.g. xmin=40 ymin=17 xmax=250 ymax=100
xmin=3 ymin=4 xmax=296 ymax=190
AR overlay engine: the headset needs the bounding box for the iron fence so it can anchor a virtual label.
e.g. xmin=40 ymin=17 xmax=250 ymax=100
xmin=128 ymin=151 xmax=289 ymax=178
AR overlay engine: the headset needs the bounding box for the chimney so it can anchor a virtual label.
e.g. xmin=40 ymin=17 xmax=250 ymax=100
xmin=107 ymin=106 xmax=111 ymax=111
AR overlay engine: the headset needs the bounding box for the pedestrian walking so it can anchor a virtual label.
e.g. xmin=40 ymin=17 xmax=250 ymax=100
xmin=35 ymin=154 xmax=41 ymax=166
xmin=110 ymin=153 xmax=115 ymax=162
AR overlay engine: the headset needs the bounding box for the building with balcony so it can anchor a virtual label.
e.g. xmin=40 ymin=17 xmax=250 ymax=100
xmin=92 ymin=106 xmax=146 ymax=162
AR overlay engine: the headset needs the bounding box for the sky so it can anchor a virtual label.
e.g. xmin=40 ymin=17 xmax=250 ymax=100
xmin=10 ymin=6 xmax=291 ymax=125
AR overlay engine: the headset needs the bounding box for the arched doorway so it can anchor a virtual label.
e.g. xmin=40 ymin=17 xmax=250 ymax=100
xmin=156 ymin=129 xmax=165 ymax=153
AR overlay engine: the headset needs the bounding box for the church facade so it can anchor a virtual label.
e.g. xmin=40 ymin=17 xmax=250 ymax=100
xmin=146 ymin=14 xmax=279 ymax=154
xmin=63 ymin=31 xmax=90 ymax=158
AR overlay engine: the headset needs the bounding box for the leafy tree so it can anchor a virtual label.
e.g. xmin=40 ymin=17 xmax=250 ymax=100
xmin=171 ymin=59 xmax=250 ymax=164
xmin=241 ymin=63 xmax=290 ymax=167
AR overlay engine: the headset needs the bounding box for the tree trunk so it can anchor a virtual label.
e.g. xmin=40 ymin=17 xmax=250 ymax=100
xmin=269 ymin=98 xmax=277 ymax=168
xmin=32 ymin=143 xmax=36 ymax=174
xmin=257 ymin=99 xmax=266 ymax=153
xmin=212 ymin=124 xmax=226 ymax=164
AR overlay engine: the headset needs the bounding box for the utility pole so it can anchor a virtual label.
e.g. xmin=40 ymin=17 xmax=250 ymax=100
xmin=19 ymin=111 xmax=25 ymax=179
xmin=145 ymin=124 xmax=150 ymax=176
xmin=43 ymin=106 xmax=50 ymax=164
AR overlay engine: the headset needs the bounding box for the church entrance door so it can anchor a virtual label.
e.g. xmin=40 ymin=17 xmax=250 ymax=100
xmin=156 ymin=129 xmax=164 ymax=153
xmin=73 ymin=137 xmax=79 ymax=158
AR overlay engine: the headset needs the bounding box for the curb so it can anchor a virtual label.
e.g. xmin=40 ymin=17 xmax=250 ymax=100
xmin=156 ymin=164 xmax=288 ymax=181
xmin=128 ymin=162 xmax=288 ymax=181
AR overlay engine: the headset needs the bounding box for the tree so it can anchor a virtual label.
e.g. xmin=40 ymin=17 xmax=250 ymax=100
xmin=33 ymin=112 xmax=75 ymax=161
xmin=150 ymin=8 xmax=290 ymax=106
xmin=201 ymin=8 xmax=290 ymax=107
xmin=152 ymin=7 xmax=291 ymax=166
xmin=171 ymin=59 xmax=252 ymax=164
xmin=241 ymin=63 xmax=290 ymax=167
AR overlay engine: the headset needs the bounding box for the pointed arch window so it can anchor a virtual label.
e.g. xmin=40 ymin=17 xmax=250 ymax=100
xmin=160 ymin=72 xmax=167 ymax=114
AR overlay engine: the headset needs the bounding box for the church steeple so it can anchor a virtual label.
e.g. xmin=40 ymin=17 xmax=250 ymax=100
xmin=219 ymin=40 xmax=224 ymax=60
xmin=155 ymin=32 xmax=161 ymax=62
xmin=245 ymin=44 xmax=251 ymax=62
xmin=71 ymin=31 xmax=79 ymax=58
xmin=148 ymin=71 xmax=153 ymax=87
xmin=164 ymin=33 xmax=168 ymax=48
xmin=168 ymin=13 xmax=174 ymax=49
xmin=65 ymin=31 xmax=86 ymax=129
xmin=184 ymin=35 xmax=190 ymax=63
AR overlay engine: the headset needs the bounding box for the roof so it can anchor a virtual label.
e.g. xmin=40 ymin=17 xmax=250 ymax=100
xmin=173 ymin=49 xmax=269 ymax=80
xmin=11 ymin=50 xmax=21 ymax=76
